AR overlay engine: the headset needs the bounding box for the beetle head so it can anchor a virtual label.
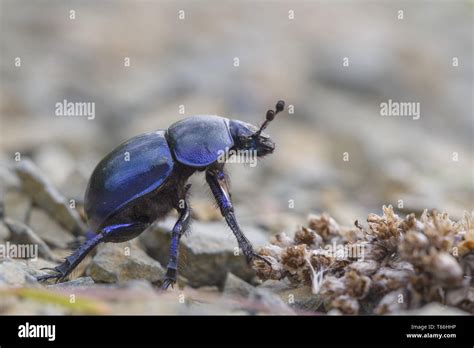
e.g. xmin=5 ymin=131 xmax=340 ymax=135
xmin=229 ymin=100 xmax=285 ymax=157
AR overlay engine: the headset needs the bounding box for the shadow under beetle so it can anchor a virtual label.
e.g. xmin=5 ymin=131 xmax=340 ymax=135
xmin=37 ymin=100 xmax=285 ymax=289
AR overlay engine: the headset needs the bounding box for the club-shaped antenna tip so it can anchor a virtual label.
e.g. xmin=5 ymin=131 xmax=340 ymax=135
xmin=276 ymin=100 xmax=285 ymax=113
xmin=266 ymin=110 xmax=275 ymax=121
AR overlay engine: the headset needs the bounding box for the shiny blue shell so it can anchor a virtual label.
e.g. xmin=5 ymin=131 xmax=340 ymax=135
xmin=229 ymin=119 xmax=259 ymax=138
xmin=84 ymin=130 xmax=174 ymax=231
xmin=166 ymin=115 xmax=234 ymax=167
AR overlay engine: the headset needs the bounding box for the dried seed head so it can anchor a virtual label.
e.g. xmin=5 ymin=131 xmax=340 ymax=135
xmin=459 ymin=211 xmax=474 ymax=240
xmin=367 ymin=205 xmax=401 ymax=240
xmin=329 ymin=295 xmax=360 ymax=315
xmin=294 ymin=226 xmax=322 ymax=247
xmin=252 ymin=245 xmax=286 ymax=281
xmin=320 ymin=276 xmax=346 ymax=299
xmin=281 ymin=245 xmax=308 ymax=270
xmin=339 ymin=226 xmax=365 ymax=243
xmin=373 ymin=267 xmax=413 ymax=293
xmin=348 ymin=259 xmax=379 ymax=276
xmin=344 ymin=270 xmax=372 ymax=299
xmin=399 ymin=213 xmax=418 ymax=232
xmin=399 ymin=230 xmax=430 ymax=262
xmin=270 ymin=232 xmax=294 ymax=248
xmin=252 ymin=208 xmax=474 ymax=314
xmin=458 ymin=240 xmax=474 ymax=257
xmin=308 ymin=212 xmax=341 ymax=242
xmin=428 ymin=252 xmax=463 ymax=287
xmin=252 ymin=257 xmax=285 ymax=281
xmin=374 ymin=290 xmax=409 ymax=315
xmin=259 ymin=244 xmax=283 ymax=260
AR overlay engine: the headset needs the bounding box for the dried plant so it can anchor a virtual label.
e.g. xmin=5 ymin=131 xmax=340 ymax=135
xmin=253 ymin=205 xmax=473 ymax=314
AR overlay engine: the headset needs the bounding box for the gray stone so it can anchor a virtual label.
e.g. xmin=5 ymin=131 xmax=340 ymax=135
xmin=223 ymin=273 xmax=257 ymax=297
xmin=141 ymin=217 xmax=268 ymax=288
xmin=4 ymin=217 xmax=58 ymax=262
xmin=118 ymin=279 xmax=154 ymax=291
xmin=47 ymin=276 xmax=95 ymax=288
xmin=59 ymin=169 xmax=89 ymax=204
xmin=223 ymin=273 xmax=294 ymax=314
xmin=0 ymin=162 xmax=21 ymax=191
xmin=0 ymin=259 xmax=39 ymax=288
xmin=33 ymin=145 xmax=76 ymax=186
xmin=259 ymin=280 xmax=323 ymax=313
xmin=87 ymin=243 xmax=165 ymax=283
xmin=14 ymin=159 xmax=86 ymax=236
xmin=0 ymin=221 xmax=11 ymax=241
xmin=4 ymin=190 xmax=31 ymax=222
xmin=23 ymin=258 xmax=58 ymax=277
xmin=28 ymin=208 xmax=74 ymax=249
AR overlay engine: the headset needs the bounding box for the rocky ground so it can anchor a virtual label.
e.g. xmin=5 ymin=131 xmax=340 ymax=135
xmin=0 ymin=159 xmax=472 ymax=315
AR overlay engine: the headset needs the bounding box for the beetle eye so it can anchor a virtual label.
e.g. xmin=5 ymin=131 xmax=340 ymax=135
xmin=239 ymin=136 xmax=251 ymax=147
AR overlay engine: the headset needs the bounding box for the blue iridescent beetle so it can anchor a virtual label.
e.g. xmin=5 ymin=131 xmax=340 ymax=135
xmin=38 ymin=100 xmax=285 ymax=289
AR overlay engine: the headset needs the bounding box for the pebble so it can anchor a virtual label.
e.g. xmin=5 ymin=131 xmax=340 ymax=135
xmin=28 ymin=208 xmax=75 ymax=249
xmin=3 ymin=190 xmax=31 ymax=223
xmin=87 ymin=242 xmax=165 ymax=283
xmin=223 ymin=273 xmax=294 ymax=314
xmin=141 ymin=217 xmax=268 ymax=288
xmin=4 ymin=217 xmax=58 ymax=262
xmin=14 ymin=159 xmax=86 ymax=236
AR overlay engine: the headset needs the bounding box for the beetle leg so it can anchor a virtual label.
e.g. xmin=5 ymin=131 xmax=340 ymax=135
xmin=37 ymin=222 xmax=148 ymax=283
xmin=161 ymin=195 xmax=191 ymax=290
xmin=206 ymin=169 xmax=262 ymax=264
xmin=37 ymin=233 xmax=104 ymax=283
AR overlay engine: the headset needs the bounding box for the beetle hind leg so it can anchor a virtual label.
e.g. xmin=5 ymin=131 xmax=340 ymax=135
xmin=37 ymin=221 xmax=149 ymax=283
xmin=37 ymin=233 xmax=104 ymax=283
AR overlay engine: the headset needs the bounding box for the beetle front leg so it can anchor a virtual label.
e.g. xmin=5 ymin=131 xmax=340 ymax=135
xmin=161 ymin=191 xmax=191 ymax=290
xmin=206 ymin=169 xmax=263 ymax=264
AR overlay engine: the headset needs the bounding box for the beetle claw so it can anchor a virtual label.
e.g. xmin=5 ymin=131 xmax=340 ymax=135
xmin=37 ymin=267 xmax=65 ymax=283
xmin=37 ymin=272 xmax=63 ymax=283
xmin=255 ymin=254 xmax=272 ymax=267
xmin=160 ymin=278 xmax=176 ymax=291
xmin=251 ymin=253 xmax=273 ymax=267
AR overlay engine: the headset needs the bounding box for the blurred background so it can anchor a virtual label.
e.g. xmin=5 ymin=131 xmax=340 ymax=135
xmin=1 ymin=0 xmax=473 ymax=231
xmin=0 ymin=0 xmax=473 ymax=316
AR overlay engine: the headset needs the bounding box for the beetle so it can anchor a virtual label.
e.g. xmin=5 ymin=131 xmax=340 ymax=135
xmin=37 ymin=100 xmax=285 ymax=289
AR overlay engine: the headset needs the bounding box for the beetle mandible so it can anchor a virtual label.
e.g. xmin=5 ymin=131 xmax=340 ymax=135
xmin=37 ymin=100 xmax=285 ymax=289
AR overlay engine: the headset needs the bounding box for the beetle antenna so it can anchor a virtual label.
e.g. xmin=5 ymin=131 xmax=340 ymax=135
xmin=255 ymin=100 xmax=285 ymax=136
